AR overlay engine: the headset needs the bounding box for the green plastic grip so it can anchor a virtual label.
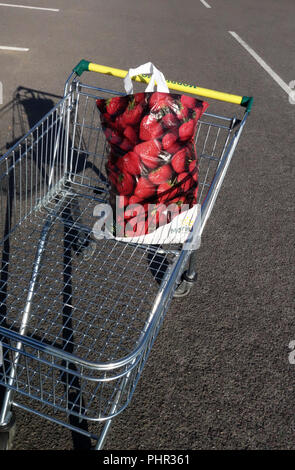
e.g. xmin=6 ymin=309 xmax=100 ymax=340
xmin=73 ymin=59 xmax=90 ymax=76
xmin=241 ymin=96 xmax=254 ymax=112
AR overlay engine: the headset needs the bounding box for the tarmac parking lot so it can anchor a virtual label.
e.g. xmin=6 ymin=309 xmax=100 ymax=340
xmin=0 ymin=0 xmax=295 ymax=450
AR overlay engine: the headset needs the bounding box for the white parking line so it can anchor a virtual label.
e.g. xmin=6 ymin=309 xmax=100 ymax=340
xmin=0 ymin=45 xmax=29 ymax=51
xmin=200 ymin=0 xmax=211 ymax=8
xmin=0 ymin=3 xmax=59 ymax=11
xmin=229 ymin=31 xmax=293 ymax=97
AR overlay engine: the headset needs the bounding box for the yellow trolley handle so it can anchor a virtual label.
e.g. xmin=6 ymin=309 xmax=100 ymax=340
xmin=73 ymin=60 xmax=253 ymax=112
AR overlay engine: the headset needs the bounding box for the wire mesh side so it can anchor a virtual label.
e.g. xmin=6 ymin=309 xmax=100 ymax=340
xmin=0 ymin=95 xmax=72 ymax=246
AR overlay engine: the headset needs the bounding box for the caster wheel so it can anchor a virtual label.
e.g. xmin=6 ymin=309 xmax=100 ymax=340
xmin=173 ymin=271 xmax=198 ymax=298
xmin=0 ymin=412 xmax=16 ymax=450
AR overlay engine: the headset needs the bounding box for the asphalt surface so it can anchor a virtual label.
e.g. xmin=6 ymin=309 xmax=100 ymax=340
xmin=0 ymin=0 xmax=295 ymax=450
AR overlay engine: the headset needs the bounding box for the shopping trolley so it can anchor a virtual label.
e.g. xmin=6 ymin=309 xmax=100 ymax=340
xmin=0 ymin=60 xmax=253 ymax=450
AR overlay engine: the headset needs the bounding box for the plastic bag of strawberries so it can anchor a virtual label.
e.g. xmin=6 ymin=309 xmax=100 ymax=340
xmin=96 ymin=63 xmax=209 ymax=243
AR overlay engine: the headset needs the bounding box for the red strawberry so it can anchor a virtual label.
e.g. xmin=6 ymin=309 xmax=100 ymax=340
xmin=166 ymin=141 xmax=181 ymax=155
xmin=162 ymin=132 xmax=178 ymax=150
xmin=134 ymin=140 xmax=161 ymax=169
xmin=192 ymin=106 xmax=202 ymax=123
xmin=117 ymin=151 xmax=141 ymax=176
xmin=148 ymin=164 xmax=172 ymax=185
xmin=119 ymin=138 xmax=133 ymax=152
xmin=104 ymin=128 xmax=122 ymax=145
xmin=189 ymin=160 xmax=198 ymax=181
xmin=178 ymin=119 xmax=195 ymax=141
xmin=129 ymin=195 xmax=142 ymax=205
xmin=124 ymin=203 xmax=145 ymax=220
xmin=162 ymin=112 xmax=179 ymax=129
xmin=115 ymin=172 xmax=134 ymax=195
xmin=149 ymin=92 xmax=174 ymax=111
xmin=149 ymin=203 xmax=167 ymax=227
xmin=96 ymin=98 xmax=106 ymax=113
xmin=107 ymin=169 xmax=118 ymax=187
xmin=180 ymin=95 xmax=197 ymax=109
xmin=134 ymin=177 xmax=156 ymax=200
xmin=106 ymin=96 xmax=128 ymax=116
xmin=106 ymin=156 xmax=117 ymax=173
xmin=139 ymin=115 xmax=163 ymax=141
xmin=125 ymin=217 xmax=147 ymax=237
xmin=134 ymin=92 xmax=146 ymax=104
xmin=176 ymin=103 xmax=189 ymax=120
xmin=177 ymin=172 xmax=194 ymax=192
xmin=157 ymin=182 xmax=178 ymax=203
xmin=123 ymin=126 xmax=138 ymax=145
xmin=171 ymin=148 xmax=189 ymax=173
xmin=202 ymin=101 xmax=209 ymax=113
xmin=102 ymin=112 xmax=113 ymax=126
xmin=167 ymin=196 xmax=186 ymax=207
xmin=114 ymin=114 xmax=126 ymax=131
xmin=122 ymin=99 xmax=143 ymax=126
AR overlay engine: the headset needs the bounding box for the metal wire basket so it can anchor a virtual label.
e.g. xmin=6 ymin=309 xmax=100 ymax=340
xmin=0 ymin=61 xmax=252 ymax=449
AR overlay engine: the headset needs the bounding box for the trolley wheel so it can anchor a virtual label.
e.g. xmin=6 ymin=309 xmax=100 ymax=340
xmin=173 ymin=271 xmax=198 ymax=298
xmin=0 ymin=412 xmax=16 ymax=450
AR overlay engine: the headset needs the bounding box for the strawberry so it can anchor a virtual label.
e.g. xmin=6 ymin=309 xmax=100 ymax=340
xmin=134 ymin=177 xmax=156 ymax=200
xmin=167 ymin=196 xmax=186 ymax=207
xmin=125 ymin=217 xmax=147 ymax=237
xmin=119 ymin=138 xmax=133 ymax=152
xmin=177 ymin=172 xmax=194 ymax=192
xmin=149 ymin=92 xmax=174 ymax=111
xmin=139 ymin=115 xmax=163 ymax=141
xmin=107 ymin=168 xmax=118 ymax=187
xmin=115 ymin=172 xmax=134 ymax=195
xmin=176 ymin=103 xmax=189 ymax=120
xmin=157 ymin=181 xmax=178 ymax=203
xmin=106 ymin=155 xmax=118 ymax=172
xmin=134 ymin=92 xmax=146 ymax=104
xmin=192 ymin=106 xmax=202 ymax=123
xmin=104 ymin=128 xmax=122 ymax=145
xmin=102 ymin=112 xmax=113 ymax=127
xmin=117 ymin=151 xmax=141 ymax=176
xmin=202 ymin=101 xmax=209 ymax=113
xmin=129 ymin=195 xmax=142 ymax=205
xmin=106 ymin=96 xmax=128 ymax=116
xmin=122 ymin=99 xmax=143 ymax=126
xmin=114 ymin=114 xmax=126 ymax=131
xmin=162 ymin=132 xmax=177 ymax=150
xmin=166 ymin=141 xmax=181 ymax=155
xmin=123 ymin=126 xmax=138 ymax=145
xmin=96 ymin=98 xmax=106 ymax=113
xmin=124 ymin=203 xmax=145 ymax=220
xmin=178 ymin=119 xmax=195 ymax=141
xmin=180 ymin=95 xmax=197 ymax=109
xmin=148 ymin=164 xmax=172 ymax=185
xmin=188 ymin=160 xmax=198 ymax=181
xmin=134 ymin=140 xmax=161 ymax=169
xmin=149 ymin=203 xmax=167 ymax=228
xmin=171 ymin=148 xmax=189 ymax=173
xmin=161 ymin=112 xmax=179 ymax=129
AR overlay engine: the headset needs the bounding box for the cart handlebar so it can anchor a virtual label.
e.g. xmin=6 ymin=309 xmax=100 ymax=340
xmin=73 ymin=59 xmax=254 ymax=112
